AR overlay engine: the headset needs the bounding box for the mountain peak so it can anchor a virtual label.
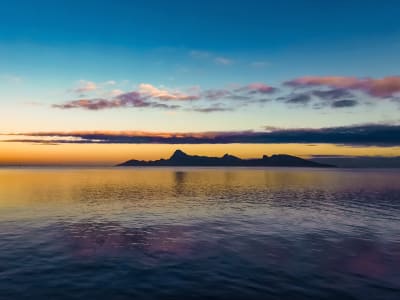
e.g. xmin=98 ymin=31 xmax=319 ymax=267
xmin=222 ymin=153 xmax=239 ymax=160
xmin=170 ymin=149 xmax=189 ymax=160
xmin=118 ymin=150 xmax=335 ymax=167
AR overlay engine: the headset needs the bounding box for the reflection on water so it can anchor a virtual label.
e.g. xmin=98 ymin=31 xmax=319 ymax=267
xmin=0 ymin=168 xmax=399 ymax=299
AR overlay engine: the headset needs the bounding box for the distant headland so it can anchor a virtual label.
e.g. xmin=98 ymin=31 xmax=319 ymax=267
xmin=117 ymin=150 xmax=335 ymax=168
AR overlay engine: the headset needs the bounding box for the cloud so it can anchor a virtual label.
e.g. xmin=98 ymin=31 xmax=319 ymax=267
xmin=201 ymin=83 xmax=275 ymax=101
xmin=55 ymin=81 xmax=280 ymax=111
xmin=73 ymin=80 xmax=97 ymax=93
xmin=276 ymin=85 xmax=361 ymax=108
xmin=139 ymin=83 xmax=199 ymax=101
xmin=190 ymin=49 xmax=269 ymax=69
xmin=192 ymin=107 xmax=232 ymax=113
xmin=277 ymin=90 xmax=359 ymax=109
xmin=202 ymin=89 xmax=231 ymax=100
xmin=189 ymin=50 xmax=211 ymax=59
xmin=331 ymin=99 xmax=358 ymax=108
xmin=109 ymin=89 xmax=124 ymax=96
xmin=247 ymin=83 xmax=275 ymax=94
xmin=190 ymin=103 xmax=233 ymax=113
xmin=214 ymin=57 xmax=233 ymax=65
xmin=286 ymin=76 xmax=359 ymax=89
xmin=53 ymin=98 xmax=116 ymax=110
xmin=250 ymin=61 xmax=269 ymax=68
xmin=277 ymin=93 xmax=311 ymax=105
xmin=1 ymin=74 xmax=23 ymax=83
xmin=189 ymin=50 xmax=234 ymax=66
xmin=6 ymin=124 xmax=400 ymax=146
xmin=53 ymin=92 xmax=180 ymax=110
xmin=285 ymin=76 xmax=400 ymax=98
xmin=151 ymin=103 xmax=181 ymax=110
xmin=366 ymin=77 xmax=400 ymax=97
xmin=229 ymin=95 xmax=253 ymax=101
xmin=54 ymin=75 xmax=400 ymax=112
xmin=311 ymin=89 xmax=354 ymax=100
xmin=70 ymin=80 xmax=121 ymax=95
xmin=116 ymin=91 xmax=155 ymax=107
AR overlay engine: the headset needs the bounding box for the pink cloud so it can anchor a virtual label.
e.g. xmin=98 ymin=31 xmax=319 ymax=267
xmin=286 ymin=76 xmax=400 ymax=98
xmin=109 ymin=89 xmax=124 ymax=96
xmin=248 ymin=83 xmax=275 ymax=94
xmin=287 ymin=76 xmax=360 ymax=89
xmin=139 ymin=83 xmax=199 ymax=101
xmin=53 ymin=91 xmax=183 ymax=111
xmin=365 ymin=76 xmax=400 ymax=97
xmin=73 ymin=80 xmax=97 ymax=93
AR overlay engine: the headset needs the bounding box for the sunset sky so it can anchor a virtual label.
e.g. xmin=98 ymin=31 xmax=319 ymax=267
xmin=0 ymin=0 xmax=399 ymax=165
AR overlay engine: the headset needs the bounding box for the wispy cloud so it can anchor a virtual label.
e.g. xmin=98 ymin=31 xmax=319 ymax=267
xmin=202 ymin=89 xmax=232 ymax=100
xmin=246 ymin=83 xmax=275 ymax=94
xmin=73 ymin=80 xmax=97 ymax=93
xmin=311 ymin=88 xmax=354 ymax=100
xmin=190 ymin=103 xmax=233 ymax=113
xmin=214 ymin=57 xmax=233 ymax=65
xmin=191 ymin=107 xmax=232 ymax=113
xmin=277 ymin=93 xmax=312 ymax=105
xmin=108 ymin=89 xmax=124 ymax=96
xmin=5 ymin=124 xmax=400 ymax=146
xmin=70 ymin=80 xmax=121 ymax=95
xmin=285 ymin=76 xmax=400 ymax=98
xmin=54 ymin=75 xmax=400 ymax=112
xmin=277 ymin=87 xmax=359 ymax=109
xmin=53 ymin=92 xmax=180 ymax=111
xmin=139 ymin=83 xmax=199 ymax=101
xmin=189 ymin=50 xmax=233 ymax=66
xmin=250 ymin=61 xmax=269 ymax=68
xmin=54 ymin=82 xmax=277 ymax=112
xmin=1 ymin=74 xmax=23 ymax=84
xmin=189 ymin=50 xmax=211 ymax=59
xmin=190 ymin=50 xmax=268 ymax=68
xmin=331 ymin=99 xmax=358 ymax=108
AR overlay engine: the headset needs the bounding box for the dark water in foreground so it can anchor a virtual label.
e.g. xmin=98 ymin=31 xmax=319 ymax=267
xmin=0 ymin=168 xmax=399 ymax=300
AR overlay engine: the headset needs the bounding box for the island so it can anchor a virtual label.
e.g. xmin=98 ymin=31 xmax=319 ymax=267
xmin=117 ymin=150 xmax=335 ymax=167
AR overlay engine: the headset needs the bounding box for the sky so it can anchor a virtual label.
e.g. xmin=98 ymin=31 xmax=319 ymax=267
xmin=0 ymin=0 xmax=399 ymax=165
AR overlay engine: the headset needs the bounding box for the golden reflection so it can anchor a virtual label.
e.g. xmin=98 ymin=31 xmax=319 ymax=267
xmin=0 ymin=168 xmax=398 ymax=211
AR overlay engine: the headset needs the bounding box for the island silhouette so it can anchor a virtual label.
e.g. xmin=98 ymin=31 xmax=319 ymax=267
xmin=117 ymin=150 xmax=335 ymax=167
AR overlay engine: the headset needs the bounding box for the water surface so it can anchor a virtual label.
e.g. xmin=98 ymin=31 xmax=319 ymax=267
xmin=0 ymin=168 xmax=399 ymax=299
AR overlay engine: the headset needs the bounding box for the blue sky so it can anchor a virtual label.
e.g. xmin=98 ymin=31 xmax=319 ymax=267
xmin=1 ymin=0 xmax=399 ymax=84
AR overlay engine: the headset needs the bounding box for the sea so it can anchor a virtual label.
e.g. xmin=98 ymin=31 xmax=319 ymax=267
xmin=0 ymin=167 xmax=399 ymax=299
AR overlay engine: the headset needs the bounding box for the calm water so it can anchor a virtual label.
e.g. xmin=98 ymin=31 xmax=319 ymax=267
xmin=0 ymin=168 xmax=399 ymax=300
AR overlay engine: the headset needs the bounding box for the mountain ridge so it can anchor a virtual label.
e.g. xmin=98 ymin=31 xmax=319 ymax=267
xmin=117 ymin=150 xmax=335 ymax=167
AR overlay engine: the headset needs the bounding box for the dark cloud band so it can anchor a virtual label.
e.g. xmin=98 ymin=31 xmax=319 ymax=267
xmin=5 ymin=124 xmax=400 ymax=146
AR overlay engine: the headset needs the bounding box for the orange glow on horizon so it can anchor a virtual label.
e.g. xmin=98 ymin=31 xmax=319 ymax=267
xmin=0 ymin=142 xmax=399 ymax=166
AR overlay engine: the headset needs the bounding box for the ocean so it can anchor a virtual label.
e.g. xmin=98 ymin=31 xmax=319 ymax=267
xmin=0 ymin=167 xmax=399 ymax=299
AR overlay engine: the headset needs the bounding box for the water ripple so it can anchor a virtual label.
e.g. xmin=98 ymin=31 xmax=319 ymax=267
xmin=0 ymin=168 xmax=399 ymax=299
